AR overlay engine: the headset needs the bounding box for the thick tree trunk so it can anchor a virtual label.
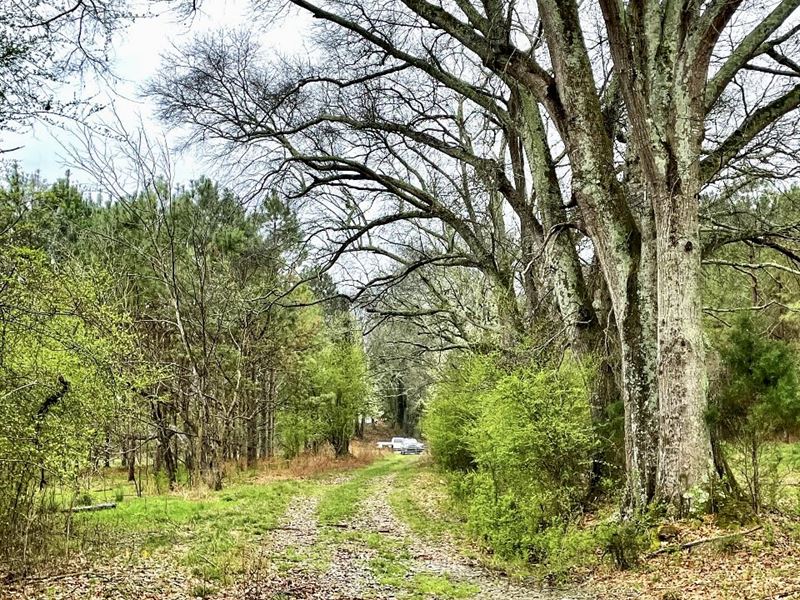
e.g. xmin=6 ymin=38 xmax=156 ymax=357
xmin=618 ymin=231 xmax=659 ymax=510
xmin=650 ymin=60 xmax=713 ymax=508
xmin=517 ymin=90 xmax=596 ymax=342
xmin=653 ymin=189 xmax=712 ymax=510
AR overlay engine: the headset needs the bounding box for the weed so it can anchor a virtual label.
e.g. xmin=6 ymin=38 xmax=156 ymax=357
xmin=409 ymin=574 xmax=479 ymax=599
xmin=74 ymin=491 xmax=94 ymax=506
xmin=316 ymin=454 xmax=409 ymax=524
xmin=598 ymin=519 xmax=652 ymax=570
xmin=189 ymin=582 xmax=216 ymax=598
xmin=74 ymin=478 xmax=308 ymax=584
xmin=369 ymin=556 xmax=407 ymax=587
xmin=713 ymin=534 xmax=743 ymax=555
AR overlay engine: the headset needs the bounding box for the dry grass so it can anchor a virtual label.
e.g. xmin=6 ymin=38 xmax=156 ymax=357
xmin=246 ymin=440 xmax=391 ymax=483
xmin=587 ymin=514 xmax=800 ymax=599
xmin=76 ymin=438 xmax=393 ymax=501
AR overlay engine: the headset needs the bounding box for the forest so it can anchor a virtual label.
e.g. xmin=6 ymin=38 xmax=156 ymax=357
xmin=2 ymin=0 xmax=800 ymax=599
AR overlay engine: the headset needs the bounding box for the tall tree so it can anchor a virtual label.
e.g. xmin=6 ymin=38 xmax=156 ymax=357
xmin=150 ymin=1 xmax=800 ymax=510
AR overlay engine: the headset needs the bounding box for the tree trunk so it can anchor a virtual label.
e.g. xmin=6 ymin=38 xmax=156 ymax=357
xmin=654 ymin=188 xmax=712 ymax=511
xmin=266 ymin=368 xmax=276 ymax=459
xmin=104 ymin=432 xmax=111 ymax=468
xmin=750 ymin=435 xmax=760 ymax=513
xmin=332 ymin=434 xmax=350 ymax=457
xmin=618 ymin=238 xmax=659 ymax=510
xmin=246 ymin=404 xmax=258 ymax=467
xmin=127 ymin=437 xmax=136 ymax=482
xmin=356 ymin=415 xmax=365 ymax=439
xmin=395 ymin=377 xmax=407 ymax=433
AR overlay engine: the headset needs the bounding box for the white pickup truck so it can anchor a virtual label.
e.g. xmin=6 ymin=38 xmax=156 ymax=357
xmin=377 ymin=436 xmax=407 ymax=450
xmin=376 ymin=437 xmax=425 ymax=454
xmin=398 ymin=437 xmax=425 ymax=455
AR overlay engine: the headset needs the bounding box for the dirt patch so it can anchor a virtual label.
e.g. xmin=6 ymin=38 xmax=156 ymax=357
xmin=587 ymin=516 xmax=800 ymax=599
xmin=1 ymin=554 xmax=199 ymax=600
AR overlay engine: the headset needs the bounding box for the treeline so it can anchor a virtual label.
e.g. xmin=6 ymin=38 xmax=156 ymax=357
xmin=0 ymin=169 xmax=371 ymax=556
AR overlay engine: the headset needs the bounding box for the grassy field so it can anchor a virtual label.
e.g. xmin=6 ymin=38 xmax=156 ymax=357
xmin=75 ymin=478 xmax=309 ymax=583
xmin=8 ymin=445 xmax=800 ymax=599
xmin=51 ymin=452 xmax=487 ymax=599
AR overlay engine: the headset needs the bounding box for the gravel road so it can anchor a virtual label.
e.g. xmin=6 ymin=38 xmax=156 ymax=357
xmin=2 ymin=464 xmax=591 ymax=599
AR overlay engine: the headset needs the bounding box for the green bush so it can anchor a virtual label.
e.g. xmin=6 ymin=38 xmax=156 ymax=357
xmin=422 ymin=354 xmax=498 ymax=472
xmin=0 ymin=246 xmax=137 ymax=566
xmin=424 ymin=354 xmax=597 ymax=562
xmin=709 ymin=314 xmax=800 ymax=511
xmin=596 ymin=518 xmax=652 ymax=570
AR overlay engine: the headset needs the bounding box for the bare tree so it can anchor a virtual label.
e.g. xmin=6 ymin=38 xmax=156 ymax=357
xmin=150 ymin=0 xmax=800 ymax=511
xmin=0 ymin=0 xmax=201 ymax=150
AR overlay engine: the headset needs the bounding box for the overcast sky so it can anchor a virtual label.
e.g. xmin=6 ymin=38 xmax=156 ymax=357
xmin=4 ymin=1 xmax=311 ymax=186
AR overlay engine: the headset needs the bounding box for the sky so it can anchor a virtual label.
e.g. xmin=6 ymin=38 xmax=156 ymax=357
xmin=4 ymin=0 xmax=311 ymax=187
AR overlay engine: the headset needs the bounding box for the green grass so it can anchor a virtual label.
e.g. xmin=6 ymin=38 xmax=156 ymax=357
xmin=76 ymin=478 xmax=310 ymax=583
xmin=67 ymin=455 xmax=485 ymax=596
xmin=316 ymin=456 xmax=479 ymax=599
xmin=352 ymin=526 xmax=476 ymax=599
xmin=363 ymin=531 xmax=477 ymax=599
xmin=409 ymin=574 xmax=479 ymax=599
xmin=389 ymin=462 xmax=464 ymax=540
xmin=316 ymin=453 xmax=411 ymax=524
xmin=388 ymin=462 xmax=544 ymax=579
xmin=73 ymin=454 xmax=416 ymax=586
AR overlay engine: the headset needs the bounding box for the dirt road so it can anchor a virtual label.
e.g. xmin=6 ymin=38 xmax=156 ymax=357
xmin=3 ymin=458 xmax=589 ymax=600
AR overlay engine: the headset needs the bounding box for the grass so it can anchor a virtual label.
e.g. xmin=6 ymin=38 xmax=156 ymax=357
xmin=389 ymin=459 xmax=466 ymax=540
xmin=342 ymin=523 xmax=477 ymax=600
xmin=70 ymin=451 xmax=411 ymax=587
xmin=75 ymin=478 xmax=310 ymax=583
xmin=316 ymin=452 xmax=408 ymax=524
xmin=410 ymin=574 xmax=479 ymax=599
xmin=66 ymin=441 xmax=386 ymax=506
xmin=314 ymin=453 xmax=479 ymax=599
xmin=16 ymin=452 xmax=552 ymax=598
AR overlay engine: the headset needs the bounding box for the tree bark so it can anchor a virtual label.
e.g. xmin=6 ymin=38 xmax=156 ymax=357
xmin=246 ymin=391 xmax=258 ymax=467
xmin=654 ymin=192 xmax=711 ymax=509
xmin=618 ymin=229 xmax=659 ymax=509
xmin=651 ymin=71 xmax=713 ymax=508
xmin=127 ymin=436 xmax=136 ymax=482
xmin=266 ymin=367 xmax=276 ymax=459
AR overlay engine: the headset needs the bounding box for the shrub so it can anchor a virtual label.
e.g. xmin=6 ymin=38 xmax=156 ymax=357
xmin=424 ymin=353 xmax=597 ymax=562
xmin=596 ymin=518 xmax=652 ymax=570
xmin=422 ymin=354 xmax=498 ymax=472
xmin=471 ymin=361 xmax=597 ymax=515
xmin=0 ymin=246 xmax=136 ymax=567
xmin=709 ymin=314 xmax=800 ymax=512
